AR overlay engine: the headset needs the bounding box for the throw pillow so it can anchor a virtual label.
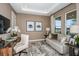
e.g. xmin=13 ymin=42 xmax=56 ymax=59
xmin=69 ymin=38 xmax=75 ymax=45
xmin=66 ymin=35 xmax=71 ymax=42
xmin=51 ymin=34 xmax=58 ymax=40
xmin=60 ymin=37 xmax=66 ymax=44
xmin=58 ymin=34 xmax=64 ymax=42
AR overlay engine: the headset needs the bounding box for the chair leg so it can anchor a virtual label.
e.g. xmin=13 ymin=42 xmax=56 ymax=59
xmin=19 ymin=52 xmax=22 ymax=56
xmin=22 ymin=52 xmax=27 ymax=54
xmin=19 ymin=51 xmax=27 ymax=56
xmin=13 ymin=50 xmax=27 ymax=56
xmin=13 ymin=51 xmax=22 ymax=56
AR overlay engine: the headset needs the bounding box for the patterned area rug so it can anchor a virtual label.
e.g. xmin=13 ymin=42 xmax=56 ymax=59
xmin=15 ymin=41 xmax=68 ymax=56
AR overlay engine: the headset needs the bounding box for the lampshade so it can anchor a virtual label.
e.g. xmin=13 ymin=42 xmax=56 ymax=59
xmin=70 ymin=25 xmax=79 ymax=33
xmin=46 ymin=27 xmax=50 ymax=31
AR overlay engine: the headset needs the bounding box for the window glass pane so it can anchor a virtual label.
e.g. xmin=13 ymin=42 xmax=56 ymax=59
xmin=55 ymin=20 xmax=61 ymax=28
xmin=55 ymin=17 xmax=61 ymax=33
xmin=66 ymin=11 xmax=76 ymax=35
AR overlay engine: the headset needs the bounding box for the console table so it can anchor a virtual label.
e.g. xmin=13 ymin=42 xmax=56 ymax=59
xmin=0 ymin=37 xmax=21 ymax=56
xmin=65 ymin=43 xmax=79 ymax=56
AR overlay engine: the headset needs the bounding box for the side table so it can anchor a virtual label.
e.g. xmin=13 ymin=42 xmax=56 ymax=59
xmin=44 ymin=34 xmax=48 ymax=39
xmin=65 ymin=43 xmax=79 ymax=56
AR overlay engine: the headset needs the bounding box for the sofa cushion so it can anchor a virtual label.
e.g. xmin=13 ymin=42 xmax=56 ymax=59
xmin=46 ymin=39 xmax=64 ymax=53
xmin=46 ymin=38 xmax=68 ymax=54
xmin=57 ymin=34 xmax=64 ymax=42
xmin=60 ymin=37 xmax=66 ymax=44
xmin=50 ymin=33 xmax=58 ymax=40
xmin=65 ymin=35 xmax=71 ymax=42
xmin=46 ymin=39 xmax=62 ymax=46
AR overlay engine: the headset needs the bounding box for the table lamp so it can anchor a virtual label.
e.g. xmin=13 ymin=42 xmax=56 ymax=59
xmin=46 ymin=27 xmax=50 ymax=35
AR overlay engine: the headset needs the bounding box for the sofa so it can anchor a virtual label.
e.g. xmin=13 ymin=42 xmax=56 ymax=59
xmin=46 ymin=34 xmax=69 ymax=54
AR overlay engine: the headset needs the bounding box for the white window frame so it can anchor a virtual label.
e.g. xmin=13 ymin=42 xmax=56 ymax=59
xmin=65 ymin=9 xmax=76 ymax=35
xmin=55 ymin=16 xmax=61 ymax=33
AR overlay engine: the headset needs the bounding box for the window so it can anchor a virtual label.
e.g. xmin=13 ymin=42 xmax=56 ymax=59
xmin=66 ymin=10 xmax=76 ymax=35
xmin=55 ymin=17 xmax=61 ymax=33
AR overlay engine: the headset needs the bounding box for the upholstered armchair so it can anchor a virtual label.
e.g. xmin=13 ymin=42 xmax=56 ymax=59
xmin=14 ymin=34 xmax=29 ymax=56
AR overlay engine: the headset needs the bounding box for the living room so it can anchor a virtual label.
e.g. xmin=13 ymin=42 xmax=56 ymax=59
xmin=0 ymin=3 xmax=79 ymax=56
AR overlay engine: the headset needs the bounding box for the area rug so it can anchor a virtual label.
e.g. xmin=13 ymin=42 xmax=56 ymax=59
xmin=15 ymin=41 xmax=68 ymax=56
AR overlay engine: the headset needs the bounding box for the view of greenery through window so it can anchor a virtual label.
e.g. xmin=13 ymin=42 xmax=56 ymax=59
xmin=66 ymin=11 xmax=76 ymax=35
xmin=54 ymin=11 xmax=76 ymax=34
xmin=55 ymin=17 xmax=61 ymax=33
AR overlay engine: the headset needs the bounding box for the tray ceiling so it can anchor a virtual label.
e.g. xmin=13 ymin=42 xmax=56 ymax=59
xmin=10 ymin=3 xmax=70 ymax=16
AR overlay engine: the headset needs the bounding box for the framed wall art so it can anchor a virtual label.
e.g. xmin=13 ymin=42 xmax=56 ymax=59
xmin=35 ymin=22 xmax=42 ymax=31
xmin=27 ymin=21 xmax=34 ymax=31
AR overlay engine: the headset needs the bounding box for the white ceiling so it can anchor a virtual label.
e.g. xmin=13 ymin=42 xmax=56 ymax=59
xmin=10 ymin=3 xmax=70 ymax=16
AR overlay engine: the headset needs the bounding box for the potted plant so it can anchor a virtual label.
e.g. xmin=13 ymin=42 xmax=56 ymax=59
xmin=11 ymin=31 xmax=17 ymax=37
xmin=75 ymin=35 xmax=79 ymax=47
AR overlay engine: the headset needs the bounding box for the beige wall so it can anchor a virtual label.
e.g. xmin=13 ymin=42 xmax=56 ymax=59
xmin=16 ymin=14 xmax=50 ymax=40
xmin=51 ymin=3 xmax=76 ymax=34
xmin=76 ymin=3 xmax=79 ymax=24
xmin=0 ymin=3 xmax=16 ymax=37
xmin=0 ymin=3 xmax=11 ymax=19
xmin=0 ymin=3 xmax=16 ymax=27
xmin=0 ymin=3 xmax=77 ymax=39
